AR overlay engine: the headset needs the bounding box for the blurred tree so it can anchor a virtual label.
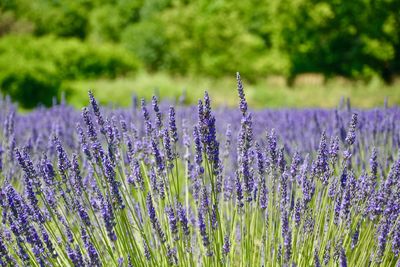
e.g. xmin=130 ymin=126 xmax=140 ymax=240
xmin=89 ymin=0 xmax=143 ymax=42
xmin=122 ymin=19 xmax=168 ymax=71
xmin=0 ymin=0 xmax=399 ymax=83
xmin=1 ymin=0 xmax=90 ymax=38
xmin=122 ymin=0 xmax=289 ymax=80
xmin=0 ymin=9 xmax=35 ymax=36
xmin=279 ymin=0 xmax=400 ymax=83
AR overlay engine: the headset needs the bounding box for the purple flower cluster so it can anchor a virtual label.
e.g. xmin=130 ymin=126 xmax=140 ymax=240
xmin=0 ymin=74 xmax=399 ymax=266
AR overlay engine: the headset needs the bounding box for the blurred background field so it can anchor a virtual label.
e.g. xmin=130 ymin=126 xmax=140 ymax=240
xmin=0 ymin=0 xmax=399 ymax=109
xmin=67 ymin=72 xmax=400 ymax=108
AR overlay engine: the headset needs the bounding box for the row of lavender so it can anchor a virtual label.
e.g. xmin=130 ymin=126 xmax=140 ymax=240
xmin=0 ymin=74 xmax=399 ymax=266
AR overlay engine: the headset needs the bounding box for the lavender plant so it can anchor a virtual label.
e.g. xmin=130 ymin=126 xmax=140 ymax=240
xmin=0 ymin=74 xmax=399 ymax=266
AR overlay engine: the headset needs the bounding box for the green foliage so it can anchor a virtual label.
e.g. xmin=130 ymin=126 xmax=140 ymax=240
xmin=1 ymin=0 xmax=400 ymax=83
xmin=1 ymin=0 xmax=90 ymax=38
xmin=122 ymin=2 xmax=288 ymax=81
xmin=279 ymin=0 xmax=400 ymax=82
xmin=0 ymin=55 xmax=60 ymax=108
xmin=122 ymin=19 xmax=167 ymax=71
xmin=49 ymin=38 xmax=139 ymax=79
xmin=89 ymin=1 xmax=143 ymax=42
xmin=0 ymin=35 xmax=139 ymax=108
xmin=0 ymin=9 xmax=35 ymax=36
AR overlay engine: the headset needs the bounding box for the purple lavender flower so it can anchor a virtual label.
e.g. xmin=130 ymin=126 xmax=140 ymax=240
xmin=240 ymin=150 xmax=253 ymax=202
xmin=259 ymin=181 xmax=269 ymax=210
xmin=235 ymin=171 xmax=244 ymax=209
xmin=200 ymin=187 xmax=210 ymax=212
xmin=199 ymin=92 xmax=221 ymax=178
xmin=0 ymin=232 xmax=15 ymax=265
xmin=101 ymin=196 xmax=117 ymax=242
xmin=102 ymin=155 xmax=124 ymax=209
xmin=236 ymin=72 xmax=248 ymax=116
xmin=211 ymin=204 xmax=218 ymax=230
xmin=340 ymin=166 xmax=348 ymax=189
xmin=151 ymin=138 xmax=165 ymax=175
xmin=223 ymin=234 xmax=230 ymax=255
xmin=198 ymin=207 xmax=210 ymax=251
xmin=255 ymin=143 xmax=265 ymax=177
xmin=333 ymin=194 xmax=342 ymax=224
xmin=53 ymin=136 xmax=71 ymax=180
xmin=141 ymin=99 xmax=153 ymax=138
xmin=76 ymin=200 xmax=91 ymax=227
xmin=345 ymin=113 xmax=358 ymax=146
xmin=15 ymin=148 xmax=37 ymax=180
xmin=392 ymin=222 xmax=400 ymax=256
xmin=370 ymin=147 xmax=378 ymax=179
xmin=267 ymin=129 xmax=277 ymax=166
xmin=3 ymin=110 xmax=16 ymax=161
xmin=339 ymin=248 xmax=347 ymax=267
xmin=203 ymin=91 xmax=211 ymax=123
xmin=323 ymin=242 xmax=331 ymax=265
xmin=82 ymin=227 xmax=100 ymax=266
xmin=166 ymin=245 xmax=178 ymax=265
xmin=152 ymin=95 xmax=163 ymax=132
xmin=223 ymin=124 xmax=232 ymax=159
xmin=176 ymin=202 xmax=190 ymax=236
xmin=76 ymin=123 xmax=91 ymax=159
xmin=6 ymin=185 xmax=28 ymax=233
xmin=329 ymin=135 xmax=340 ymax=164
xmin=301 ymin=170 xmax=315 ymax=207
xmin=16 ymin=239 xmax=30 ymax=263
xmin=146 ymin=193 xmax=166 ymax=243
xmin=277 ymin=147 xmax=286 ymax=174
xmin=281 ymin=209 xmax=292 ymax=263
xmin=0 ymin=146 xmax=3 ymax=172
xmin=197 ymin=100 xmax=204 ymax=129
xmin=89 ymin=90 xmax=105 ymax=135
xmin=313 ymin=131 xmax=329 ymax=179
xmin=130 ymin=159 xmax=144 ymax=190
xmin=377 ymin=219 xmax=389 ymax=262
xmin=40 ymin=226 xmax=57 ymax=258
xmin=294 ymin=199 xmax=302 ymax=226
xmin=71 ymin=154 xmax=83 ymax=194
xmin=314 ymin=249 xmax=321 ymax=267
xmin=168 ymin=106 xmax=178 ymax=143
xmin=143 ymin=239 xmax=151 ymax=260
xmin=340 ymin=187 xmax=351 ymax=221
xmin=66 ymin=245 xmax=85 ymax=267
xmin=351 ymin=222 xmax=360 ymax=249
xmin=3 ymin=109 xmax=15 ymax=141
xmin=284 ymin=228 xmax=292 ymax=263
xmin=148 ymin=167 xmax=160 ymax=196
xmin=82 ymin=107 xmax=98 ymax=142
xmin=193 ymin=126 xmax=204 ymax=175
xmin=290 ymin=151 xmax=301 ymax=179
xmin=40 ymin=154 xmax=56 ymax=186
xmin=165 ymin=205 xmax=179 ymax=240
xmin=162 ymin=128 xmax=174 ymax=169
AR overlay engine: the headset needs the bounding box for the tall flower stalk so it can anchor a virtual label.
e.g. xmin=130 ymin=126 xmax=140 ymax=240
xmin=0 ymin=74 xmax=398 ymax=266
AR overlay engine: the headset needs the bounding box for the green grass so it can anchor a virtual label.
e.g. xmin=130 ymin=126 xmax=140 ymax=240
xmin=65 ymin=71 xmax=400 ymax=108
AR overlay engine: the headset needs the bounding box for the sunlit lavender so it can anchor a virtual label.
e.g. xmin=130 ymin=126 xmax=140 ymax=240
xmin=0 ymin=73 xmax=399 ymax=266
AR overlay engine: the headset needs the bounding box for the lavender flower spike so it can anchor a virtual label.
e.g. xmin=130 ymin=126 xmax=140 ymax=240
xmin=345 ymin=113 xmax=358 ymax=146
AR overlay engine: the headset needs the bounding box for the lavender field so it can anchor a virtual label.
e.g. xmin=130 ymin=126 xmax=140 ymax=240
xmin=0 ymin=74 xmax=399 ymax=266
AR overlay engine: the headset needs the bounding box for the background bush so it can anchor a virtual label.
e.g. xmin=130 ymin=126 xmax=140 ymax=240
xmin=0 ymin=35 xmax=139 ymax=108
xmin=0 ymin=56 xmax=60 ymax=108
